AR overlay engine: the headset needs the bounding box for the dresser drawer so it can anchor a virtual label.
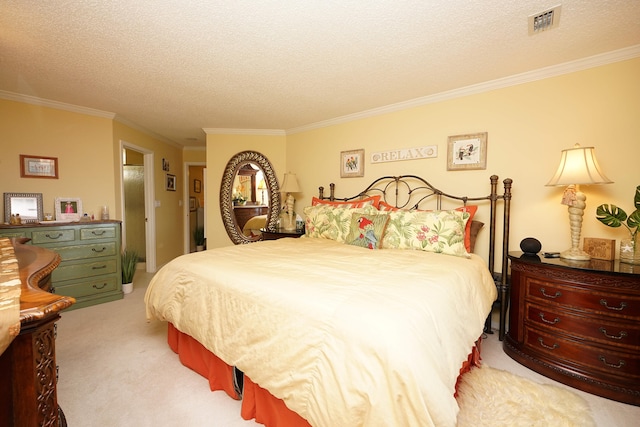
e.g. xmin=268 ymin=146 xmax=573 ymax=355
xmin=31 ymin=228 xmax=76 ymax=244
xmin=52 ymin=241 xmax=117 ymax=261
xmin=525 ymin=277 xmax=640 ymax=317
xmin=52 ymin=258 xmax=118 ymax=282
xmin=524 ymin=328 xmax=640 ymax=379
xmin=525 ymin=303 xmax=640 ymax=350
xmin=53 ymin=276 xmax=118 ymax=298
xmin=80 ymin=226 xmax=117 ymax=240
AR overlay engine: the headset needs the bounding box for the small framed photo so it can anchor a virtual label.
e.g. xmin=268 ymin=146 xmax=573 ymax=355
xmin=20 ymin=154 xmax=59 ymax=179
xmin=162 ymin=158 xmax=170 ymax=171
xmin=194 ymin=179 xmax=202 ymax=193
xmin=166 ymin=174 xmax=176 ymax=191
xmin=340 ymin=149 xmax=365 ymax=178
xmin=189 ymin=197 xmax=197 ymax=211
xmin=447 ymin=132 xmax=488 ymax=171
xmin=55 ymin=197 xmax=83 ymax=221
xmin=4 ymin=192 xmax=44 ymax=223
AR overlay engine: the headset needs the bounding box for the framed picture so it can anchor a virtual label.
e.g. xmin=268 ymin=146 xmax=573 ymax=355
xmin=166 ymin=174 xmax=176 ymax=191
xmin=194 ymin=179 xmax=201 ymax=193
xmin=162 ymin=158 xmax=170 ymax=171
xmin=340 ymin=149 xmax=365 ymax=178
xmin=4 ymin=192 xmax=43 ymax=223
xmin=189 ymin=197 xmax=197 ymax=212
xmin=20 ymin=154 xmax=59 ymax=179
xmin=447 ymin=132 xmax=488 ymax=171
xmin=55 ymin=197 xmax=83 ymax=221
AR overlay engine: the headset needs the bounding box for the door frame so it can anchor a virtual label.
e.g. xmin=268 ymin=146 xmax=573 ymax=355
xmin=183 ymin=162 xmax=206 ymax=254
xmin=119 ymin=140 xmax=157 ymax=273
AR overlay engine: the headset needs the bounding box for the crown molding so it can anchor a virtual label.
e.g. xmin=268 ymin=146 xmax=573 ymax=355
xmin=286 ymin=44 xmax=640 ymax=135
xmin=203 ymin=128 xmax=286 ymax=136
xmin=0 ymin=90 xmax=116 ymax=119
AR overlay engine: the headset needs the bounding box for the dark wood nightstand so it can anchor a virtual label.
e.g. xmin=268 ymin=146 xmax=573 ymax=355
xmin=504 ymin=252 xmax=640 ymax=405
xmin=260 ymin=228 xmax=305 ymax=240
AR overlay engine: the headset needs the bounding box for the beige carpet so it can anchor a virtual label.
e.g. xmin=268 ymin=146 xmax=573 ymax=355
xmin=456 ymin=365 xmax=596 ymax=427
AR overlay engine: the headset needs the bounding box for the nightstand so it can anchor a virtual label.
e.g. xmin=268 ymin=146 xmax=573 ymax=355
xmin=260 ymin=228 xmax=305 ymax=240
xmin=504 ymin=252 xmax=640 ymax=405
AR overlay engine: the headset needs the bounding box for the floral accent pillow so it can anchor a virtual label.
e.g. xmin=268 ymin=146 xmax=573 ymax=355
xmin=381 ymin=209 xmax=471 ymax=257
xmin=304 ymin=204 xmax=379 ymax=242
xmin=345 ymin=212 xmax=390 ymax=250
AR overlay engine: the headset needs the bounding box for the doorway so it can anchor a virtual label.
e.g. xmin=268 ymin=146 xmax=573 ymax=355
xmin=120 ymin=141 xmax=157 ymax=273
xmin=184 ymin=163 xmax=206 ymax=253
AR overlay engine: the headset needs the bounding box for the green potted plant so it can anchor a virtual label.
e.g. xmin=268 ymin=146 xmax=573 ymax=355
xmin=596 ymin=185 xmax=640 ymax=264
xmin=193 ymin=226 xmax=206 ymax=251
xmin=121 ymin=249 xmax=138 ymax=293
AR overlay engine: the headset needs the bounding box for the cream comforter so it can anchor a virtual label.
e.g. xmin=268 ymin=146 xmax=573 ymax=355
xmin=145 ymin=238 xmax=496 ymax=427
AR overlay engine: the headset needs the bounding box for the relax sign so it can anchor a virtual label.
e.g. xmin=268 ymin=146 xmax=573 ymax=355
xmin=370 ymin=146 xmax=437 ymax=163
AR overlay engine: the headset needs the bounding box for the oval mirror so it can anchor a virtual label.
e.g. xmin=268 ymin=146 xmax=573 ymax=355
xmin=220 ymin=151 xmax=281 ymax=244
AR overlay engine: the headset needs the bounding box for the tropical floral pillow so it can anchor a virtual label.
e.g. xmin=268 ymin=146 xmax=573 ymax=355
xmin=304 ymin=204 xmax=379 ymax=243
xmin=381 ymin=209 xmax=471 ymax=257
xmin=345 ymin=212 xmax=390 ymax=250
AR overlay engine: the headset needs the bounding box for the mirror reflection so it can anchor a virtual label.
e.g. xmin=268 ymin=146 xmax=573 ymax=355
xmin=220 ymin=151 xmax=280 ymax=244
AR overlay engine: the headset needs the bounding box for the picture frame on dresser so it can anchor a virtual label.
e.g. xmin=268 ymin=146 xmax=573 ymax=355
xmin=55 ymin=197 xmax=83 ymax=221
xmin=3 ymin=192 xmax=44 ymax=223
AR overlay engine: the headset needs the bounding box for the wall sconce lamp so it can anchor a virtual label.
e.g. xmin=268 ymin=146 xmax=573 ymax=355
xmin=546 ymin=144 xmax=613 ymax=260
xmin=280 ymin=172 xmax=300 ymax=231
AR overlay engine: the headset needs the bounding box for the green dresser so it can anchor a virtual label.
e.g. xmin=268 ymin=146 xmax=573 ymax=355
xmin=0 ymin=220 xmax=122 ymax=309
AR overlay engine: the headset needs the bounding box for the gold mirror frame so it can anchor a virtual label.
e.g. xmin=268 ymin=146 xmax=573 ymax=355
xmin=220 ymin=151 xmax=281 ymax=244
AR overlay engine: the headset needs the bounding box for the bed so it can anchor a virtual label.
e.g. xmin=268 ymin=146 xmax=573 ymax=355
xmin=145 ymin=174 xmax=512 ymax=427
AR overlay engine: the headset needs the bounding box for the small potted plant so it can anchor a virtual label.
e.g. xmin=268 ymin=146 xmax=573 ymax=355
xmin=232 ymin=193 xmax=247 ymax=206
xmin=193 ymin=226 xmax=206 ymax=251
xmin=596 ymin=185 xmax=640 ymax=264
xmin=121 ymin=249 xmax=138 ymax=293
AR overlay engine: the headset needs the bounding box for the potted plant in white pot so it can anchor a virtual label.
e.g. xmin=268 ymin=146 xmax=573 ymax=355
xmin=193 ymin=226 xmax=206 ymax=251
xmin=121 ymin=249 xmax=138 ymax=294
xmin=596 ymin=185 xmax=640 ymax=264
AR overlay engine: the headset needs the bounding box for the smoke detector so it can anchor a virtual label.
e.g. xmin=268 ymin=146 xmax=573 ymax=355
xmin=529 ymin=5 xmax=561 ymax=35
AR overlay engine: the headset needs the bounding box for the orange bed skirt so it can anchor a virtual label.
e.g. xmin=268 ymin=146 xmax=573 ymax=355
xmin=168 ymin=323 xmax=481 ymax=427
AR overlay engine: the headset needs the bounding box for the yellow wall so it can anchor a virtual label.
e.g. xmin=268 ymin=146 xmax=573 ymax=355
xmin=286 ymin=58 xmax=640 ymax=262
xmin=0 ymin=99 xmax=186 ymax=269
xmin=205 ymin=133 xmax=287 ymax=248
xmin=0 ymin=99 xmax=116 ymax=218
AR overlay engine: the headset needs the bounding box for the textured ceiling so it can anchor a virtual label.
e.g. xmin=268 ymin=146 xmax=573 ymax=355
xmin=1 ymin=1 xmax=639 ymax=146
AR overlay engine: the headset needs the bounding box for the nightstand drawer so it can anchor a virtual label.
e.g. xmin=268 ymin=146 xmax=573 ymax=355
xmin=52 ymin=259 xmax=118 ymax=281
xmin=525 ymin=277 xmax=640 ymax=317
xmin=53 ymin=276 xmax=119 ymax=298
xmin=524 ymin=328 xmax=640 ymax=379
xmin=525 ymin=303 xmax=640 ymax=349
xmin=31 ymin=228 xmax=76 ymax=244
xmin=53 ymin=241 xmax=117 ymax=261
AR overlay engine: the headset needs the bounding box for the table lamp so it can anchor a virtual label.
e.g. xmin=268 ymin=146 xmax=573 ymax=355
xmin=280 ymin=172 xmax=300 ymax=231
xmin=546 ymin=144 xmax=613 ymax=260
xmin=258 ymin=179 xmax=267 ymax=205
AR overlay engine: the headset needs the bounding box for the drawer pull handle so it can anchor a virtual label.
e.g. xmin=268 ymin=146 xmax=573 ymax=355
xmin=599 ymin=356 xmax=625 ymax=369
xmin=92 ymin=230 xmax=106 ymax=235
xmin=538 ymin=313 xmax=560 ymax=325
xmin=540 ymin=288 xmax=561 ymax=299
xmin=46 ymin=233 xmax=64 ymax=239
xmin=93 ymin=283 xmax=107 ymax=289
xmin=599 ymin=327 xmax=628 ymax=340
xmin=599 ymin=299 xmax=627 ymax=311
xmin=92 ymin=247 xmax=107 ymax=253
xmin=92 ymin=265 xmax=107 ymax=270
xmin=537 ymin=337 xmax=559 ymax=350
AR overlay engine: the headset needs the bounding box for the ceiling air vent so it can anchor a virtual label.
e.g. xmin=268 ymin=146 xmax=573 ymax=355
xmin=528 ymin=5 xmax=561 ymax=35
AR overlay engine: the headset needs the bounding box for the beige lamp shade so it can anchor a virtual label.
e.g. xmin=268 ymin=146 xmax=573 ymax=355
xmin=280 ymin=173 xmax=300 ymax=193
xmin=546 ymin=144 xmax=612 ymax=186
